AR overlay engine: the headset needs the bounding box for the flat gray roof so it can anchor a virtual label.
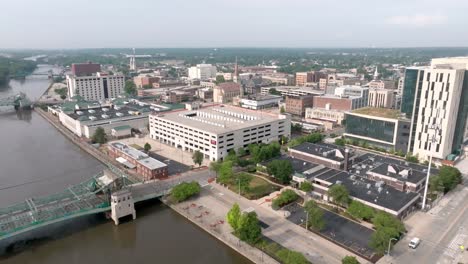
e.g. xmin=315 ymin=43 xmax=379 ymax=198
xmin=111 ymin=142 xmax=167 ymax=170
xmin=152 ymin=105 xmax=287 ymax=134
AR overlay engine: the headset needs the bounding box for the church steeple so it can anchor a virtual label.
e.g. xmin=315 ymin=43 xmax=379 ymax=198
xmin=373 ymin=65 xmax=380 ymax=80
xmin=233 ymin=56 xmax=239 ymax=83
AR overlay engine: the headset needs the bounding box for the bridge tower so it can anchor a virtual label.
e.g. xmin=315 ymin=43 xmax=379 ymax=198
xmin=110 ymin=189 xmax=136 ymax=225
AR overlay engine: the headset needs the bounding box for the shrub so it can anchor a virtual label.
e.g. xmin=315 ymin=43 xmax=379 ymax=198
xmin=299 ymin=181 xmax=313 ymax=192
xmin=272 ymin=189 xmax=299 ymax=210
xmin=171 ymin=181 xmax=201 ymax=203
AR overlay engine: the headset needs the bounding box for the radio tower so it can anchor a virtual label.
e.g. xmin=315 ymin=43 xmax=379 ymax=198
xmin=129 ymin=48 xmax=136 ymax=71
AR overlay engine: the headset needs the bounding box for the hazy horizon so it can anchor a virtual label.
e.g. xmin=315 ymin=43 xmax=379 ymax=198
xmin=1 ymin=0 xmax=467 ymax=49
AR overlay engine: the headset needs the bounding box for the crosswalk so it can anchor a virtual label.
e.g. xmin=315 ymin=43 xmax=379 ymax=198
xmin=443 ymin=233 xmax=467 ymax=259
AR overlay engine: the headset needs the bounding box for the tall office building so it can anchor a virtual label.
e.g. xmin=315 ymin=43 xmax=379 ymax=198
xmin=401 ymin=58 xmax=468 ymax=162
xmin=67 ymin=72 xmax=125 ymax=101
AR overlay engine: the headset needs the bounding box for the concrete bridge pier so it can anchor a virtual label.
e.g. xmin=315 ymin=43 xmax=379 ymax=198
xmin=110 ymin=189 xmax=136 ymax=225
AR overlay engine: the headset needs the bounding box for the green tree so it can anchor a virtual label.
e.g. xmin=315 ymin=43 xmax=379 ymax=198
xmin=299 ymin=181 xmax=313 ymax=192
xmin=92 ymin=127 xmax=107 ymax=144
xmin=124 ymin=80 xmax=137 ymax=95
xmin=342 ymin=256 xmax=360 ymax=264
xmin=280 ymin=105 xmax=286 ymax=113
xmin=372 ymin=211 xmax=406 ymax=234
xmin=369 ymin=226 xmax=399 ymax=255
xmin=267 ymin=159 xmax=293 ymax=184
xmin=171 ymin=181 xmax=201 ymax=203
xmin=272 ymin=189 xmax=299 ymax=210
xmin=347 ymin=200 xmax=374 ymax=221
xmin=218 ymin=161 xmax=234 ymax=184
xmin=304 ymin=200 xmax=325 ymax=231
xmin=327 ymin=184 xmax=350 ymax=207
xmin=192 ymin=150 xmax=204 ymax=167
xmin=429 ymin=175 xmax=444 ymax=194
xmin=235 ymin=173 xmax=253 ymax=194
xmin=227 ymin=203 xmax=241 ymax=231
xmin=269 ymin=88 xmax=282 ymax=96
xmin=215 ymin=75 xmax=225 ymax=84
xmin=210 ymin=161 xmax=222 ymax=176
xmin=276 ymin=249 xmax=309 ymax=264
xmin=144 ymin=142 xmax=152 ymax=152
xmin=335 ymin=138 xmax=345 ymax=146
xmin=237 ymin=212 xmax=262 ymax=244
xmin=437 ymin=166 xmax=462 ymax=193
xmin=225 ymin=149 xmax=239 ymax=165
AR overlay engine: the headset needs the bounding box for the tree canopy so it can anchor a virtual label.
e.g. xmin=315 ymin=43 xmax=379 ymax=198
xmin=218 ymin=161 xmax=234 ymax=184
xmin=304 ymin=200 xmax=325 ymax=231
xmin=342 ymin=256 xmax=360 ymax=264
xmin=288 ymin=133 xmax=324 ymax=147
xmin=347 ymin=200 xmax=374 ymax=221
xmin=299 ymin=181 xmax=313 ymax=192
xmin=276 ymin=248 xmax=309 ymax=264
xmin=434 ymin=166 xmax=462 ymax=193
xmin=124 ymin=80 xmax=137 ymax=95
xmin=144 ymin=142 xmax=152 ymax=152
xmin=227 ymin=203 xmax=241 ymax=231
xmin=215 ymin=75 xmax=225 ymax=84
xmin=236 ymin=212 xmax=262 ymax=244
xmin=248 ymin=142 xmax=281 ymax=163
xmin=171 ymin=181 xmax=201 ymax=203
xmin=192 ymin=150 xmax=204 ymax=167
xmin=369 ymin=211 xmax=406 ymax=254
xmin=272 ymin=189 xmax=299 ymax=210
xmin=327 ymin=184 xmax=350 ymax=207
xmin=267 ymin=159 xmax=293 ymax=184
xmin=92 ymin=127 xmax=107 ymax=144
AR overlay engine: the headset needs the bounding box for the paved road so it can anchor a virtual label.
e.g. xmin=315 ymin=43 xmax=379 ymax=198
xmin=379 ymin=179 xmax=468 ymax=264
xmin=203 ymin=183 xmax=370 ymax=264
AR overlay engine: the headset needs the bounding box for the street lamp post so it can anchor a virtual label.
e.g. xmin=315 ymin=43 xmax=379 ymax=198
xmin=422 ymin=123 xmax=441 ymax=210
xmin=305 ymin=210 xmax=309 ymax=230
xmin=387 ymin=237 xmax=397 ymax=256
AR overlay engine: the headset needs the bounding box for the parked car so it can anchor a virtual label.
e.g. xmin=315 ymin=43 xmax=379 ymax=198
xmin=409 ymin=237 xmax=421 ymax=249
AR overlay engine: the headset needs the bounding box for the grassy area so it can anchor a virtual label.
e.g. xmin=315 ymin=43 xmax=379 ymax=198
xmin=256 ymin=238 xmax=311 ymax=264
xmin=130 ymin=144 xmax=142 ymax=150
xmin=352 ymin=107 xmax=402 ymax=119
xmin=227 ymin=176 xmax=279 ymax=200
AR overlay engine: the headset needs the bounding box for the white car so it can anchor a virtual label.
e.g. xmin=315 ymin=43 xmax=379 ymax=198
xmin=409 ymin=237 xmax=421 ymax=249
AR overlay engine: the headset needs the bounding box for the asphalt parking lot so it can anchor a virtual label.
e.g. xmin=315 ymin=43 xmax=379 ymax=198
xmin=147 ymin=152 xmax=191 ymax=175
xmin=286 ymin=203 xmax=376 ymax=259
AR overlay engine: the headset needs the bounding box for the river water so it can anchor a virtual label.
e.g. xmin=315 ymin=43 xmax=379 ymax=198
xmin=0 ymin=65 xmax=250 ymax=264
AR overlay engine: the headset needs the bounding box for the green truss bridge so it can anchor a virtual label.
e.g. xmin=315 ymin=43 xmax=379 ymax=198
xmin=0 ymin=92 xmax=33 ymax=110
xmin=0 ymin=165 xmax=209 ymax=241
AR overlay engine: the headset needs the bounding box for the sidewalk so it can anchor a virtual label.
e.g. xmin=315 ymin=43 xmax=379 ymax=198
xmin=167 ymin=192 xmax=279 ymax=264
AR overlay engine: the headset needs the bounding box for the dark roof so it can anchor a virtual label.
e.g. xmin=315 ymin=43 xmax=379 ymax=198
xmin=351 ymin=153 xmax=438 ymax=179
xmin=368 ymin=163 xmax=427 ymax=184
xmin=276 ymin=156 xmax=319 ymax=174
xmin=290 ymin=142 xmax=347 ymax=162
xmin=322 ymin=172 xmax=420 ymax=212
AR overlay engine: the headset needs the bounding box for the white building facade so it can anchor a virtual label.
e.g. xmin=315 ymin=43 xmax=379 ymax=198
xmin=188 ymin=64 xmax=217 ymax=80
xmin=66 ymin=72 xmax=125 ymax=101
xmin=149 ymin=106 xmax=291 ymax=161
xmin=412 ymin=57 xmax=468 ymax=161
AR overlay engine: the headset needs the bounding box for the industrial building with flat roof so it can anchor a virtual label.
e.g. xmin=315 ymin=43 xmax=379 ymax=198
xmin=52 ymin=101 xmax=151 ymax=139
xmin=289 ymin=142 xmax=355 ymax=170
xmin=108 ymin=142 xmax=168 ymax=180
xmin=149 ymin=105 xmax=291 ymax=161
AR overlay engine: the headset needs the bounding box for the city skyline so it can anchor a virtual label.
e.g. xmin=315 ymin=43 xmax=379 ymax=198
xmin=1 ymin=0 xmax=468 ymax=49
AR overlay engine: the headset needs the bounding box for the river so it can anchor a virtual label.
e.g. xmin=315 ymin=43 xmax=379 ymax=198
xmin=0 ymin=65 xmax=250 ymax=264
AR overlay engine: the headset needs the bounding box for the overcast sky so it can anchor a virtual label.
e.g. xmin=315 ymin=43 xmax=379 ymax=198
xmin=1 ymin=0 xmax=467 ymax=49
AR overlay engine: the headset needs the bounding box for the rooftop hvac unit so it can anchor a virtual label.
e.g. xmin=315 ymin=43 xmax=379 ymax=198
xmin=367 ymin=190 xmax=371 ymax=194
xmin=116 ymin=112 xmax=124 ymax=117
xmin=128 ymin=111 xmax=135 ymax=115
xmin=114 ymin=106 xmax=121 ymax=110
xmin=88 ymin=109 xmax=95 ymax=114
xmin=366 ymin=183 xmax=371 ymax=189
xmin=89 ymin=116 xmax=97 ymax=120
xmin=76 ymin=111 xmax=83 ymax=115
xmin=102 ymin=108 xmax=109 ymax=112
xmin=101 ymin=114 xmax=110 ymax=119
xmin=336 ymin=180 xmax=342 ymax=185
xmin=377 ymin=187 xmax=383 ymax=193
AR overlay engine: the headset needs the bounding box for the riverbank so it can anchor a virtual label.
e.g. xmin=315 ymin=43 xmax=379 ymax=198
xmin=164 ymin=195 xmax=278 ymax=264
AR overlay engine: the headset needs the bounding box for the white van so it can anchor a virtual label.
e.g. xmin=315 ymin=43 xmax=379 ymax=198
xmin=409 ymin=237 xmax=421 ymax=249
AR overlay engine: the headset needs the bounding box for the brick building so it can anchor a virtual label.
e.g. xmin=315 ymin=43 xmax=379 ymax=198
xmin=108 ymin=142 xmax=168 ymax=180
xmin=285 ymin=95 xmax=315 ymax=116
